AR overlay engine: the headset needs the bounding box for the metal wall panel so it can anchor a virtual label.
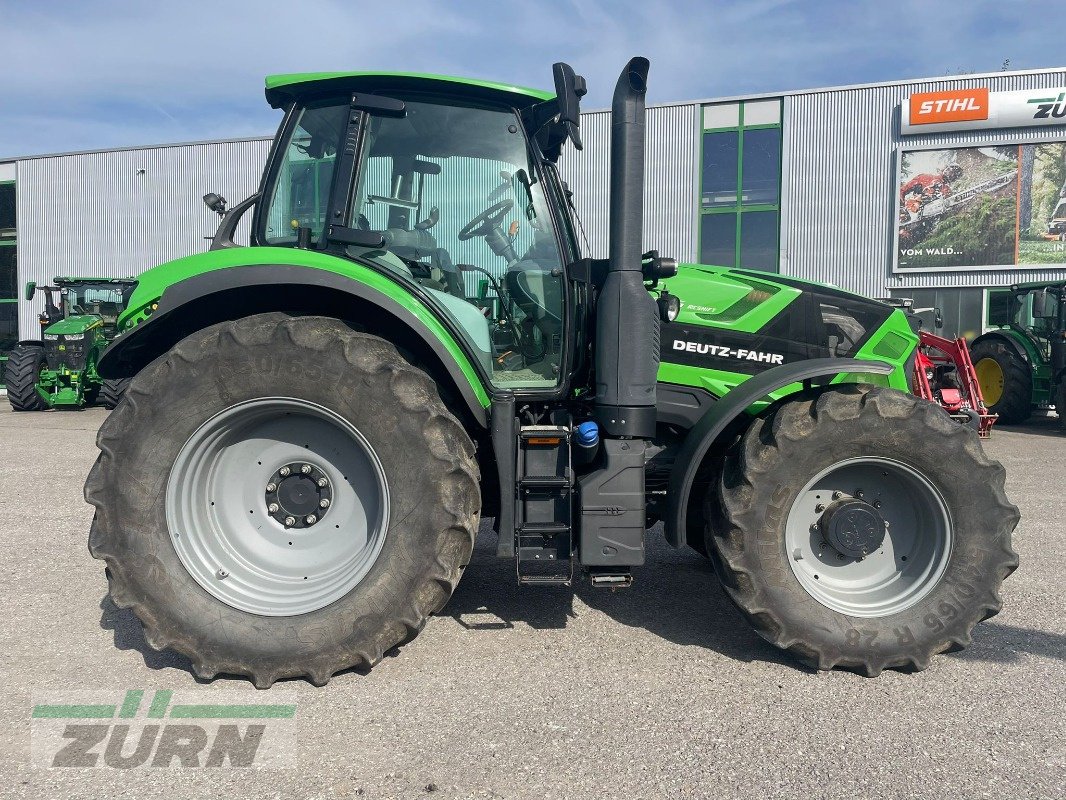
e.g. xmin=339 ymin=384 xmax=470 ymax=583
xmin=559 ymin=104 xmax=699 ymax=262
xmin=780 ymin=70 xmax=1066 ymax=298
xmin=15 ymin=138 xmax=271 ymax=337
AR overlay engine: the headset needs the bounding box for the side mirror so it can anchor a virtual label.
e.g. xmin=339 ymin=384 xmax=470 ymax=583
xmin=203 ymin=193 xmax=227 ymax=218
xmin=1032 ymin=289 xmax=1055 ymax=319
xmin=24 ymin=281 xmax=36 ymax=301
xmin=552 ymin=62 xmax=587 ymax=151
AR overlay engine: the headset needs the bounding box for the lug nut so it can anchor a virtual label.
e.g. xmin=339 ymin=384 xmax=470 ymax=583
xmin=873 ymin=500 xmax=882 ymax=508
xmin=317 ymin=477 xmax=328 ymax=488
xmin=856 ymin=490 xmax=865 ymax=499
xmin=284 ymin=516 xmax=296 ymax=527
xmin=815 ymin=504 xmax=825 ymax=513
xmin=268 ymin=503 xmax=280 ymax=513
xmin=832 ymin=491 xmax=843 ymax=500
xmin=301 ymin=465 xmax=312 ymax=474
xmin=319 ymin=498 xmax=330 ymax=509
xmin=266 ymin=482 xmax=277 ymax=493
xmin=305 ymin=515 xmax=317 ymax=525
xmin=280 ymin=466 xmax=291 ymax=477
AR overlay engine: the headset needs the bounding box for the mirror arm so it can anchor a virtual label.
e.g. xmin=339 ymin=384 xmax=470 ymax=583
xmin=209 ymin=192 xmax=261 ymax=251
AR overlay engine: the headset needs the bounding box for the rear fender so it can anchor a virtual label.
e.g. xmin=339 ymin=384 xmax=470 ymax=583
xmin=99 ymin=264 xmax=491 ymax=427
xmin=664 ymin=357 xmax=893 ymax=548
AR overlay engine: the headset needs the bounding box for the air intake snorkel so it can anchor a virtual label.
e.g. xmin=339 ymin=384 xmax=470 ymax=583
xmin=594 ymin=57 xmax=658 ymax=437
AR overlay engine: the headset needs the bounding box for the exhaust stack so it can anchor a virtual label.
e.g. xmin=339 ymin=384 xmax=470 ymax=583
xmin=594 ymin=57 xmax=658 ymax=438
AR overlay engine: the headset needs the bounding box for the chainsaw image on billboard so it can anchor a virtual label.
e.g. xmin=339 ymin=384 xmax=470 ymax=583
xmin=896 ymin=141 xmax=1066 ymax=270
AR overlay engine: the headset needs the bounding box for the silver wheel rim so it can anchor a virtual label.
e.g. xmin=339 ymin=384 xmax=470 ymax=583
xmin=784 ymin=457 xmax=953 ymax=617
xmin=166 ymin=398 xmax=390 ymax=616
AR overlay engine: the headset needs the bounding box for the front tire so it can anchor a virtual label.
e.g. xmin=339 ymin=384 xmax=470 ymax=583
xmin=98 ymin=377 xmax=129 ymax=409
xmin=85 ymin=314 xmax=480 ymax=687
xmin=710 ymin=386 xmax=1019 ymax=676
xmin=5 ymin=345 xmax=48 ymax=411
xmin=972 ymin=340 xmax=1032 ymax=424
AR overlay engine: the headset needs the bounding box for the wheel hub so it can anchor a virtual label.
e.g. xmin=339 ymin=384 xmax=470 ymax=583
xmin=265 ymin=461 xmax=333 ymax=528
xmin=819 ymin=498 xmax=886 ymax=559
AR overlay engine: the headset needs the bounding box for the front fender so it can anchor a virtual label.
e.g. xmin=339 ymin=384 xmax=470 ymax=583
xmin=100 ymin=263 xmax=491 ymax=427
xmin=664 ymin=357 xmax=893 ymax=548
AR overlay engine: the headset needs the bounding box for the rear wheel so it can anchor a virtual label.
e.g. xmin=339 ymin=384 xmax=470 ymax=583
xmin=710 ymin=386 xmax=1019 ymax=675
xmin=5 ymin=345 xmax=48 ymax=411
xmin=98 ymin=377 xmax=129 ymax=409
xmin=972 ymin=340 xmax=1032 ymax=424
xmin=85 ymin=314 xmax=480 ymax=687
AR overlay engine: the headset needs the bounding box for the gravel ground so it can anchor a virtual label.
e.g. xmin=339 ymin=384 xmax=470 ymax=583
xmin=0 ymin=404 xmax=1062 ymax=799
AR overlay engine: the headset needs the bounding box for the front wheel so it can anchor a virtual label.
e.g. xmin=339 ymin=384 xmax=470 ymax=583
xmin=85 ymin=314 xmax=480 ymax=687
xmin=5 ymin=345 xmax=48 ymax=411
xmin=710 ymin=387 xmax=1019 ymax=675
xmin=98 ymin=377 xmax=130 ymax=409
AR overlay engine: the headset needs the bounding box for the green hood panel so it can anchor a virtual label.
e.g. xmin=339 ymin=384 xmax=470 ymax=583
xmin=664 ymin=264 xmax=802 ymax=333
xmin=44 ymin=315 xmax=104 ymax=335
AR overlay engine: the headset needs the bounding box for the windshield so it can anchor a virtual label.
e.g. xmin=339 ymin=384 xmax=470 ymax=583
xmin=263 ymin=100 xmax=346 ymax=245
xmin=61 ymin=283 xmax=126 ymax=324
xmin=263 ymin=96 xmax=569 ymax=390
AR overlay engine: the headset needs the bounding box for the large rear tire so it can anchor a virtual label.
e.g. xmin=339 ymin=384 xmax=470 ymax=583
xmin=972 ymin=340 xmax=1032 ymax=424
xmin=710 ymin=386 xmax=1019 ymax=676
xmin=98 ymin=377 xmax=129 ymax=409
xmin=5 ymin=345 xmax=48 ymax=411
xmin=85 ymin=314 xmax=480 ymax=687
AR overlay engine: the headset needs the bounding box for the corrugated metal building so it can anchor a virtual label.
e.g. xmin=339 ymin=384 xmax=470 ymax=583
xmin=4 ymin=66 xmax=1066 ymax=381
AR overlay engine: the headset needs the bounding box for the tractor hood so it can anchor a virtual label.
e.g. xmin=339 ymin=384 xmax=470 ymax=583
xmin=44 ymin=315 xmax=104 ymax=336
xmin=655 ymin=262 xmax=915 ymax=390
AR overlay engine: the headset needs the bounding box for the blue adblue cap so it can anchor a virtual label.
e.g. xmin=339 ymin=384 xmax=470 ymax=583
xmin=575 ymin=420 xmax=600 ymax=447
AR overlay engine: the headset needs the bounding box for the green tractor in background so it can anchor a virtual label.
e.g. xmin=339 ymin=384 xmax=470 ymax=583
xmin=972 ymin=281 xmax=1066 ymax=431
xmin=85 ymin=58 xmax=1018 ymax=687
xmin=6 ymin=277 xmax=136 ymax=411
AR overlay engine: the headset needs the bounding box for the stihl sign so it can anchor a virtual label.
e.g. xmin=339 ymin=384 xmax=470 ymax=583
xmin=901 ymin=87 xmax=1066 ymax=134
xmin=909 ymin=89 xmax=989 ymax=125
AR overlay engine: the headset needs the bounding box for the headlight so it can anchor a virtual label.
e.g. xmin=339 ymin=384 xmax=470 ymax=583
xmin=657 ymin=291 xmax=681 ymax=322
xmin=64 ymin=333 xmax=85 ymax=341
xmin=43 ymin=334 xmax=59 ymax=340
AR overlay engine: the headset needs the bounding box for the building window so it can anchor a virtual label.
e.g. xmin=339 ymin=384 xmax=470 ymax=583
xmin=0 ymin=180 xmax=16 ymax=387
xmin=699 ymin=100 xmax=782 ymax=272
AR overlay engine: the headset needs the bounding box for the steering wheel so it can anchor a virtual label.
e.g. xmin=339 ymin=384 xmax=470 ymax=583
xmin=457 ymin=199 xmax=514 ymax=241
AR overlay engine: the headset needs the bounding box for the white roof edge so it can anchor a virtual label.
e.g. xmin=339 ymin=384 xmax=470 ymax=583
xmin=0 ymin=135 xmax=274 ymax=165
xmin=582 ymin=65 xmax=1066 ymax=114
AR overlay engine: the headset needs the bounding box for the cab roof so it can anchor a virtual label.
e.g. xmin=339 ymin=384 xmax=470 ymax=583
xmin=264 ymin=71 xmax=554 ymax=110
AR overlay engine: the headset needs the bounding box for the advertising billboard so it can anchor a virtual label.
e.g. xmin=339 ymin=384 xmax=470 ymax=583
xmin=901 ymin=87 xmax=1066 ymax=134
xmin=895 ymin=141 xmax=1066 ymax=271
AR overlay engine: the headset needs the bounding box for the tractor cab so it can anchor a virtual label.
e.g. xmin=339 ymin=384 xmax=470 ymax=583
xmin=246 ymin=72 xmax=588 ymax=391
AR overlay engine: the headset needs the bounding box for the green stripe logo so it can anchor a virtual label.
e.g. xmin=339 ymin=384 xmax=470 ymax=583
xmin=32 ymin=690 xmax=295 ymax=720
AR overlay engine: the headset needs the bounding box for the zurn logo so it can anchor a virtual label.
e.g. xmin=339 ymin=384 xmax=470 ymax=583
xmin=31 ymin=689 xmax=296 ymax=769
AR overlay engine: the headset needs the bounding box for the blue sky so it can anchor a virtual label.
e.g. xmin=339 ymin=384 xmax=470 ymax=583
xmin=0 ymin=0 xmax=1059 ymax=157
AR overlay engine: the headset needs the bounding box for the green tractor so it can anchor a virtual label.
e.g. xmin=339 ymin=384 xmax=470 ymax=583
xmin=6 ymin=277 xmax=136 ymax=411
xmin=972 ymin=281 xmax=1066 ymax=430
xmin=86 ymin=58 xmax=1019 ymax=687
